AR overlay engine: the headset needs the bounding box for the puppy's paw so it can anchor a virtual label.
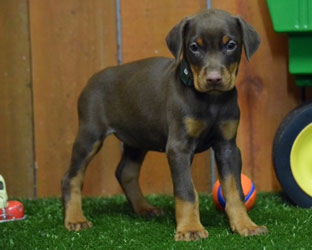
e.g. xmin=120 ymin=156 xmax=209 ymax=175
xmin=232 ymin=223 xmax=268 ymax=236
xmin=137 ymin=206 xmax=164 ymax=218
xmin=175 ymin=229 xmax=209 ymax=241
xmin=65 ymin=219 xmax=93 ymax=231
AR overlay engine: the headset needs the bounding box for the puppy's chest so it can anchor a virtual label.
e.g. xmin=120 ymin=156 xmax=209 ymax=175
xmin=183 ymin=115 xmax=237 ymax=153
xmin=182 ymin=92 xmax=239 ymax=142
xmin=184 ymin=117 xmax=212 ymax=138
xmin=182 ymin=103 xmax=238 ymax=150
xmin=183 ymin=102 xmax=220 ymax=138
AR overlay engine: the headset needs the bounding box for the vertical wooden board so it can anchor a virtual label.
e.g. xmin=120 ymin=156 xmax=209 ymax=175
xmin=0 ymin=0 xmax=34 ymax=197
xmin=122 ymin=0 xmax=207 ymax=62
xmin=29 ymin=0 xmax=122 ymax=197
xmin=212 ymin=0 xmax=301 ymax=191
xmin=121 ymin=0 xmax=211 ymax=195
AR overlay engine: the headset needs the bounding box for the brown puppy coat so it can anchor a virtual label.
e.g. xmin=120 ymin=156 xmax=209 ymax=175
xmin=62 ymin=9 xmax=268 ymax=241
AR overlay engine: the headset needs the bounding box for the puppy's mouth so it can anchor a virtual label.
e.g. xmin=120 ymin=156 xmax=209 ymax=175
xmin=200 ymin=84 xmax=233 ymax=93
xmin=194 ymin=76 xmax=235 ymax=93
xmin=191 ymin=64 xmax=238 ymax=93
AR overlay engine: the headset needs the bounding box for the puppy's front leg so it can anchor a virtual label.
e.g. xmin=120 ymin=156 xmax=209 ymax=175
xmin=166 ymin=138 xmax=209 ymax=241
xmin=213 ymin=140 xmax=268 ymax=236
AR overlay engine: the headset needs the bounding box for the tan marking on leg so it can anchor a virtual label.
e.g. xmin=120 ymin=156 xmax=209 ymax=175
xmin=65 ymin=141 xmax=102 ymax=231
xmin=184 ymin=117 xmax=207 ymax=138
xmin=65 ymin=171 xmax=92 ymax=231
xmin=175 ymin=190 xmax=209 ymax=241
xmin=120 ymin=161 xmax=163 ymax=217
xmin=86 ymin=141 xmax=102 ymax=162
xmin=223 ymin=35 xmax=231 ymax=45
xmin=219 ymin=120 xmax=239 ymax=140
xmin=221 ymin=176 xmax=268 ymax=236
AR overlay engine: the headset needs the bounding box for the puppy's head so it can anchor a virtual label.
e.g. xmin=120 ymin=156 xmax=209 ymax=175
xmin=166 ymin=9 xmax=261 ymax=93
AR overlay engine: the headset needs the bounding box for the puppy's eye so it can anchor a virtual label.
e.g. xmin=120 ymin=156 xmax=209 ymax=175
xmin=226 ymin=40 xmax=237 ymax=51
xmin=189 ymin=42 xmax=200 ymax=53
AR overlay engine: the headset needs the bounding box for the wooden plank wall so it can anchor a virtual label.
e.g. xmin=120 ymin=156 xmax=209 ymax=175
xmin=1 ymin=0 xmax=303 ymax=197
xmin=29 ymin=0 xmax=122 ymax=197
xmin=0 ymin=0 xmax=35 ymax=197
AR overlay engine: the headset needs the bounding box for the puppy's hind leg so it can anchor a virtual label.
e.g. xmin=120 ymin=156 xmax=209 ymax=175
xmin=62 ymin=125 xmax=104 ymax=231
xmin=116 ymin=144 xmax=164 ymax=217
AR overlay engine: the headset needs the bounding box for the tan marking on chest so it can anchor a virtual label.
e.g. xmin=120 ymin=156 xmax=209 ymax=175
xmin=184 ymin=118 xmax=207 ymax=138
xmin=220 ymin=120 xmax=239 ymax=140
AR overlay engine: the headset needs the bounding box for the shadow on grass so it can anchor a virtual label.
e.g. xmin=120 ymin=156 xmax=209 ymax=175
xmin=278 ymin=191 xmax=296 ymax=206
xmin=83 ymin=194 xmax=230 ymax=231
xmin=84 ymin=195 xmax=176 ymax=225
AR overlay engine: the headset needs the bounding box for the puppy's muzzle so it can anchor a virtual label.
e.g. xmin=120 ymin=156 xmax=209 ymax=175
xmin=206 ymin=71 xmax=222 ymax=86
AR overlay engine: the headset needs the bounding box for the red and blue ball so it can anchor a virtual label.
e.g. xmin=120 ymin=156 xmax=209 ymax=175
xmin=213 ymin=174 xmax=257 ymax=211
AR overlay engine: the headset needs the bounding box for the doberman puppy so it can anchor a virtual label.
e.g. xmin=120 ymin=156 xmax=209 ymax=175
xmin=62 ymin=9 xmax=268 ymax=241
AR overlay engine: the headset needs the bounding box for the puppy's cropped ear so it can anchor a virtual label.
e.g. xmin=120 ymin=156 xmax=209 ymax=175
xmin=237 ymin=17 xmax=261 ymax=61
xmin=166 ymin=17 xmax=190 ymax=61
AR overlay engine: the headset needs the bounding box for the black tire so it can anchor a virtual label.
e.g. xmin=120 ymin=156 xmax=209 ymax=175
xmin=274 ymin=101 xmax=312 ymax=208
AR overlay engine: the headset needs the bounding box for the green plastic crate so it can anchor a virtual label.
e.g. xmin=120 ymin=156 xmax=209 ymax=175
xmin=267 ymin=0 xmax=312 ymax=85
xmin=289 ymin=35 xmax=312 ymax=75
xmin=268 ymin=0 xmax=312 ymax=33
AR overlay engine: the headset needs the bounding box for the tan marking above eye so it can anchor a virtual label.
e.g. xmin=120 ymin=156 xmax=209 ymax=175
xmin=184 ymin=117 xmax=207 ymax=138
xmin=196 ymin=38 xmax=204 ymax=47
xmin=220 ymin=120 xmax=239 ymax=140
xmin=223 ymin=35 xmax=231 ymax=45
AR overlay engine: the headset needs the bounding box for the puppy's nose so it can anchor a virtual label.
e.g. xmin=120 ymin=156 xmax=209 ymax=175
xmin=206 ymin=71 xmax=222 ymax=84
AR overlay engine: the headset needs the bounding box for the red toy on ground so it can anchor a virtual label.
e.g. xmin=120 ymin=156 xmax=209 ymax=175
xmin=0 ymin=175 xmax=26 ymax=222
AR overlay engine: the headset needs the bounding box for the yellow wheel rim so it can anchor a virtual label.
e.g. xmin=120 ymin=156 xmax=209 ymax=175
xmin=290 ymin=123 xmax=312 ymax=197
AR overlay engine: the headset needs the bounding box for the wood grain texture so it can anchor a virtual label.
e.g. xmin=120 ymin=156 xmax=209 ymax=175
xmin=212 ymin=0 xmax=301 ymax=191
xmin=121 ymin=0 xmax=211 ymax=195
xmin=0 ymin=0 xmax=35 ymax=197
xmin=29 ymin=0 xmax=122 ymax=197
xmin=25 ymin=0 xmax=298 ymax=197
xmin=122 ymin=0 xmax=207 ymax=62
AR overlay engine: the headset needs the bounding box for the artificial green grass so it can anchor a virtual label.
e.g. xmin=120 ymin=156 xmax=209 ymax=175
xmin=0 ymin=193 xmax=311 ymax=250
